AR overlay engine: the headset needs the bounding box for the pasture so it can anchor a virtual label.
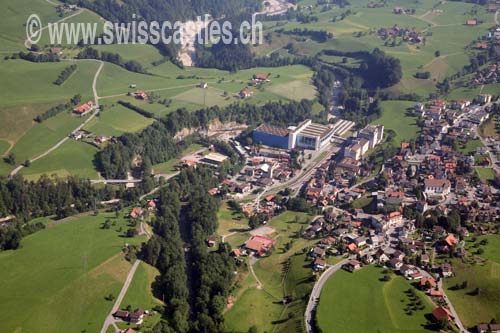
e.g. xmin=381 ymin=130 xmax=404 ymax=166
xmin=0 ymin=211 xmax=147 ymax=333
xmin=20 ymin=139 xmax=99 ymax=180
xmin=84 ymin=102 xmax=155 ymax=136
xmin=374 ymin=100 xmax=419 ymax=146
xmin=317 ymin=265 xmax=434 ymax=333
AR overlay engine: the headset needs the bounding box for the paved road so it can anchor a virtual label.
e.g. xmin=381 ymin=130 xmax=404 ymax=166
xmin=304 ymin=258 xmax=349 ymax=333
xmin=100 ymin=259 xmax=141 ymax=333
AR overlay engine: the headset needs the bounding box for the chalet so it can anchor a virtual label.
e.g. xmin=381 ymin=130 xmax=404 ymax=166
xmin=240 ymin=88 xmax=253 ymax=98
xmin=73 ymin=101 xmax=94 ymax=116
xmin=310 ymin=246 xmax=326 ymax=258
xmin=361 ymin=254 xmax=374 ymax=264
xmin=431 ymin=306 xmax=454 ymax=322
xmin=477 ymin=323 xmax=500 ymax=333
xmin=129 ymin=309 xmax=145 ymax=324
xmin=375 ymin=249 xmax=390 ymax=263
xmin=253 ymin=73 xmax=270 ymax=82
xmin=343 ymin=259 xmax=361 ymax=272
xmin=392 ymin=250 xmax=405 ymax=261
xmin=134 ymin=90 xmax=148 ymax=100
xmin=313 ymin=258 xmax=327 ymax=271
xmin=354 ymin=236 xmax=367 ymax=247
xmin=244 ymin=235 xmax=276 ymax=256
xmin=388 ymin=258 xmax=403 ymax=270
xmin=420 ymin=277 xmax=436 ymax=289
xmin=206 ymin=235 xmax=217 ymax=248
xmin=129 ymin=207 xmax=143 ymax=219
xmin=347 ymin=243 xmax=358 ymax=253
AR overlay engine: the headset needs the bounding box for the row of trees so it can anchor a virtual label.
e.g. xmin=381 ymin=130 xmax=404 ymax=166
xmin=77 ymin=47 xmax=146 ymax=73
xmin=34 ymin=94 xmax=82 ymax=122
xmin=54 ymin=64 xmax=77 ymax=85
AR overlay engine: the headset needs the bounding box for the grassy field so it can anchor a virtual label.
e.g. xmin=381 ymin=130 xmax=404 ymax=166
xmin=216 ymin=202 xmax=249 ymax=236
xmin=0 ymin=211 xmax=147 ymax=333
xmin=374 ymin=100 xmax=419 ymax=146
xmin=20 ymin=139 xmax=99 ymax=180
xmin=476 ymin=167 xmax=495 ymax=181
xmin=442 ymin=235 xmax=500 ymax=327
xmin=84 ymin=102 xmax=155 ymax=137
xmin=458 ymin=138 xmax=484 ymax=155
xmin=317 ymin=265 xmax=434 ymax=333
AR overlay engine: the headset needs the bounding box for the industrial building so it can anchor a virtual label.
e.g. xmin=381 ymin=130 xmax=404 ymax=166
xmin=252 ymin=119 xmax=337 ymax=151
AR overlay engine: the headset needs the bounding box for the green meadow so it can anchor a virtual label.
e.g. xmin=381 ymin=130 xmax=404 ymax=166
xmin=0 ymin=211 xmax=147 ymax=333
xmin=317 ymin=265 xmax=434 ymax=333
xmin=20 ymin=139 xmax=99 ymax=180
xmin=374 ymin=100 xmax=419 ymax=146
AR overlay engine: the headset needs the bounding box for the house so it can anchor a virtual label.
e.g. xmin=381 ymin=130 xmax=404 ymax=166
xmin=388 ymin=258 xmax=403 ymax=269
xmin=313 ymin=258 xmax=327 ymax=271
xmin=428 ymin=289 xmax=444 ymax=297
xmin=134 ymin=90 xmax=148 ymax=100
xmin=440 ymin=263 xmax=453 ymax=278
xmin=206 ymin=235 xmax=217 ymax=248
xmin=354 ymin=236 xmax=367 ymax=247
xmin=129 ymin=207 xmax=143 ymax=219
xmin=73 ymin=101 xmax=94 ymax=116
xmin=240 ymin=88 xmax=253 ymax=98
xmin=392 ymin=250 xmax=405 ymax=261
xmin=343 ymin=259 xmax=362 ymax=272
xmin=477 ymin=323 xmax=500 ymax=333
xmin=253 ymin=73 xmax=269 ymax=82
xmin=420 ymin=253 xmax=430 ymax=266
xmin=424 ymin=178 xmax=451 ymax=196
xmin=129 ymin=309 xmax=145 ymax=324
xmin=361 ymin=254 xmax=374 ymax=264
xmin=50 ymin=47 xmax=63 ymax=55
xmin=94 ymin=135 xmax=109 ymax=145
xmin=420 ymin=277 xmax=436 ymax=289
xmin=113 ymin=310 xmax=129 ymax=320
xmin=147 ymin=200 xmax=156 ymax=210
xmin=244 ymin=235 xmax=276 ymax=256
xmin=466 ymin=19 xmax=477 ymax=26
xmin=444 ymin=234 xmax=458 ymax=247
xmin=375 ymin=249 xmax=390 ymax=263
xmin=198 ymin=82 xmax=208 ymax=89
xmin=311 ymin=246 xmax=326 ymax=258
xmin=384 ymin=211 xmax=403 ymax=226
xmin=347 ymin=243 xmax=358 ymax=253
xmin=431 ymin=306 xmax=454 ymax=322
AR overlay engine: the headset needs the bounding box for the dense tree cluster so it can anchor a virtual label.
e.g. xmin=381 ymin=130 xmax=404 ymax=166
xmin=361 ymin=48 xmax=402 ymax=88
xmin=54 ymin=64 xmax=77 ymax=85
xmin=34 ymin=94 xmax=82 ymax=123
xmin=277 ymin=28 xmax=333 ymax=43
xmin=142 ymin=167 xmax=235 ymax=332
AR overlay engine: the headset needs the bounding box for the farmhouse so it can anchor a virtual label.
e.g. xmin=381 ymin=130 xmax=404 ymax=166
xmin=313 ymin=258 xmax=327 ymax=271
xmin=431 ymin=306 xmax=454 ymax=322
xmin=129 ymin=207 xmax=143 ymax=219
xmin=73 ymin=101 xmax=94 ymax=116
xmin=134 ymin=90 xmax=148 ymax=100
xmin=244 ymin=235 xmax=276 ymax=256
xmin=239 ymin=88 xmax=253 ymax=98
xmin=253 ymin=73 xmax=270 ymax=82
